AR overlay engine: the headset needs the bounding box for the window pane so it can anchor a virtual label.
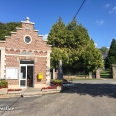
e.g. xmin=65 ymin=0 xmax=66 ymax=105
xmin=20 ymin=80 xmax=26 ymax=87
xmin=25 ymin=36 xmax=30 ymax=43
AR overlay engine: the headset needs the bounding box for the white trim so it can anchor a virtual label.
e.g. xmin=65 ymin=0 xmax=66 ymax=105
xmin=20 ymin=64 xmax=34 ymax=66
xmin=24 ymin=35 xmax=32 ymax=44
xmin=34 ymin=30 xmax=39 ymax=32
xmin=5 ymin=48 xmax=48 ymax=53
xmin=5 ymin=53 xmax=47 ymax=57
xmin=16 ymin=27 xmax=22 ymax=30
xmin=43 ymin=40 xmax=48 ymax=42
xmin=0 ymin=41 xmax=5 ymax=43
xmin=5 ymin=36 xmax=11 ymax=38
xmin=46 ymin=51 xmax=51 ymax=84
xmin=21 ymin=21 xmax=35 ymax=25
xmin=18 ymin=61 xmax=20 ymax=88
xmin=19 ymin=64 xmax=34 ymax=88
xmin=0 ymin=47 xmax=5 ymax=50
xmin=47 ymin=50 xmax=52 ymax=53
xmin=6 ymin=67 xmax=19 ymax=68
xmin=19 ymin=65 xmax=27 ymax=88
xmin=0 ymin=48 xmax=5 ymax=79
xmin=10 ymin=31 xmax=16 ymax=34
xmin=39 ymin=35 xmax=43 ymax=37
xmin=47 ymin=45 xmax=52 ymax=47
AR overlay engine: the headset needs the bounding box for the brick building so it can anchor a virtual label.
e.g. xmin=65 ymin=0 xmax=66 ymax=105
xmin=0 ymin=17 xmax=51 ymax=88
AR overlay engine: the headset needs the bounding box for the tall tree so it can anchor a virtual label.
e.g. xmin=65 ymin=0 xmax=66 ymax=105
xmin=99 ymin=47 xmax=109 ymax=54
xmin=79 ymin=39 xmax=103 ymax=72
xmin=105 ymin=39 xmax=116 ymax=69
xmin=47 ymin=18 xmax=103 ymax=73
xmin=47 ymin=17 xmax=66 ymax=48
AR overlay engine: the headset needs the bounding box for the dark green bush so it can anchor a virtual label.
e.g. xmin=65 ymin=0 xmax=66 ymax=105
xmin=51 ymin=79 xmax=62 ymax=85
xmin=0 ymin=80 xmax=8 ymax=88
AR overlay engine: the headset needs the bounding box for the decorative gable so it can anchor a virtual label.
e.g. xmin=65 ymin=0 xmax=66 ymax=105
xmin=5 ymin=17 xmax=51 ymax=51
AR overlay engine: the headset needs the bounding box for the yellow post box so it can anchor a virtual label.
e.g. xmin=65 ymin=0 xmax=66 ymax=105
xmin=38 ymin=73 xmax=43 ymax=80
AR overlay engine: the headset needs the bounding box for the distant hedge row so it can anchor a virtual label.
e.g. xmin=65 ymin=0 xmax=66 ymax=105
xmin=0 ymin=22 xmax=21 ymax=40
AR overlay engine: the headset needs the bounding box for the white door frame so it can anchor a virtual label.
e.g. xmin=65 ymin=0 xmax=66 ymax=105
xmin=19 ymin=64 xmax=34 ymax=88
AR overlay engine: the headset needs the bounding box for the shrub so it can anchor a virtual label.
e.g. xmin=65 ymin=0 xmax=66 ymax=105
xmin=0 ymin=80 xmax=8 ymax=88
xmin=51 ymin=79 xmax=62 ymax=85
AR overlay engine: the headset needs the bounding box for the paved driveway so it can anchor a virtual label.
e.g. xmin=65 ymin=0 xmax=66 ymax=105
xmin=0 ymin=82 xmax=116 ymax=116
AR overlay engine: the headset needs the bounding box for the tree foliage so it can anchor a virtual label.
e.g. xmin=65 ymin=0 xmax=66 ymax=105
xmin=47 ymin=18 xmax=103 ymax=74
xmin=99 ymin=47 xmax=109 ymax=54
xmin=105 ymin=39 xmax=116 ymax=69
xmin=0 ymin=22 xmax=21 ymax=40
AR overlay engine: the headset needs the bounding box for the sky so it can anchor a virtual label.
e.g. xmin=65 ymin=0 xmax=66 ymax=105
xmin=0 ymin=0 xmax=116 ymax=48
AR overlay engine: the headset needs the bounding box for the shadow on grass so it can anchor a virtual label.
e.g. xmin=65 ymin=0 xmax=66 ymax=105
xmin=61 ymin=83 xmax=116 ymax=98
xmin=100 ymin=75 xmax=112 ymax=79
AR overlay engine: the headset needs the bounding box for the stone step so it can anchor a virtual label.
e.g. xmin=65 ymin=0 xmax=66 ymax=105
xmin=41 ymin=88 xmax=57 ymax=92
xmin=8 ymin=91 xmax=22 ymax=94
xmin=22 ymin=91 xmax=42 ymax=95
xmin=0 ymin=88 xmax=8 ymax=94
xmin=23 ymin=94 xmax=42 ymax=98
xmin=0 ymin=93 xmax=21 ymax=98
xmin=22 ymin=90 xmax=60 ymax=97
xmin=42 ymin=90 xmax=60 ymax=95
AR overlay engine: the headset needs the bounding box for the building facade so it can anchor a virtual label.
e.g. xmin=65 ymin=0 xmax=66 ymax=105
xmin=0 ymin=17 xmax=51 ymax=88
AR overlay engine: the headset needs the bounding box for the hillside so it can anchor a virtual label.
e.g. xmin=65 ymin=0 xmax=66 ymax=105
xmin=0 ymin=22 xmax=21 ymax=40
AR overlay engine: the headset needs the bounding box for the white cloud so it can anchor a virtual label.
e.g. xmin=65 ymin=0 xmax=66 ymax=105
xmin=95 ymin=43 xmax=97 ymax=47
xmin=113 ymin=6 xmax=116 ymax=10
xmin=109 ymin=6 xmax=116 ymax=13
xmin=105 ymin=4 xmax=110 ymax=7
xmin=95 ymin=20 xmax=104 ymax=26
xmin=109 ymin=39 xmax=112 ymax=45
xmin=42 ymin=34 xmax=48 ymax=40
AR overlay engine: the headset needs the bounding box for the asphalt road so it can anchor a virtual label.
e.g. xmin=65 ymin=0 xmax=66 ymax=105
xmin=0 ymin=81 xmax=116 ymax=116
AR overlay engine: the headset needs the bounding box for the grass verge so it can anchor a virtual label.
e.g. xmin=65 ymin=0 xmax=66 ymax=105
xmin=65 ymin=78 xmax=103 ymax=81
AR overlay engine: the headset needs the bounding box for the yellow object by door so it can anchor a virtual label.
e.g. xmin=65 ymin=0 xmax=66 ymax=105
xmin=38 ymin=73 xmax=43 ymax=79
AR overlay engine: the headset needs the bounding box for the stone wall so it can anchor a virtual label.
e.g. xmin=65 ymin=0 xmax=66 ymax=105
xmin=112 ymin=65 xmax=116 ymax=79
xmin=63 ymin=75 xmax=89 ymax=79
xmin=96 ymin=69 xmax=100 ymax=79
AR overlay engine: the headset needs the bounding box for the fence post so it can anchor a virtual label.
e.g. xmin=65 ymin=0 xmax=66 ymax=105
xmin=96 ymin=69 xmax=100 ymax=79
xmin=53 ymin=68 xmax=55 ymax=79
xmin=89 ymin=72 xmax=92 ymax=79
xmin=112 ymin=64 xmax=116 ymax=79
xmin=58 ymin=60 xmax=63 ymax=80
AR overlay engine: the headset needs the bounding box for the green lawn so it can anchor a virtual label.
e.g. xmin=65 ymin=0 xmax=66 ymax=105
xmin=65 ymin=78 xmax=102 ymax=81
xmin=100 ymin=70 xmax=112 ymax=78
